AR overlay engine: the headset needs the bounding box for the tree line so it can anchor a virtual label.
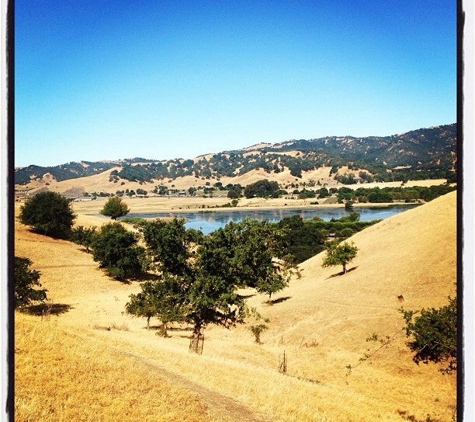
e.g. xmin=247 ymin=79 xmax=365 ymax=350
xmin=17 ymin=192 xmax=295 ymax=348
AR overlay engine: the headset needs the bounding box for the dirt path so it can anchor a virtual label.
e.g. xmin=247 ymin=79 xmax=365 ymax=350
xmin=70 ymin=328 xmax=274 ymax=422
xmin=135 ymin=360 xmax=273 ymax=422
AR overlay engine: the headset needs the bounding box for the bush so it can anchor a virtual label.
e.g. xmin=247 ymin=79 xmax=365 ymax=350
xmin=322 ymin=241 xmax=358 ymax=274
xmin=14 ymin=257 xmax=47 ymax=308
xmin=92 ymin=222 xmax=145 ymax=281
xmin=339 ymin=227 xmax=354 ymax=238
xmin=100 ymin=197 xmax=130 ymax=220
xmin=401 ymin=296 xmax=457 ymax=373
xmin=70 ymin=226 xmax=97 ymax=252
xmin=19 ymin=191 xmax=76 ymax=238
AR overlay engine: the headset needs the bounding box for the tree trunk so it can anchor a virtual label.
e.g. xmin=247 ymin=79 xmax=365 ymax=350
xmin=190 ymin=321 xmax=203 ymax=354
xmin=342 ymin=262 xmax=347 ymax=274
xmin=146 ymin=316 xmax=150 ymax=330
xmin=192 ymin=323 xmax=202 ymax=341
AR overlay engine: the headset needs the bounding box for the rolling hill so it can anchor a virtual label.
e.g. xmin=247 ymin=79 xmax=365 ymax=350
xmin=14 ymin=191 xmax=457 ymax=421
xmin=15 ymin=124 xmax=457 ymax=195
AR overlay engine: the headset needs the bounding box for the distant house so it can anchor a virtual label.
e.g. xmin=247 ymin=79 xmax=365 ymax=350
xmin=73 ymin=197 xmax=94 ymax=202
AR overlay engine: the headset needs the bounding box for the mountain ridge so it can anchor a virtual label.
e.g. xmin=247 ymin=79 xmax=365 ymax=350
xmin=15 ymin=123 xmax=457 ymax=187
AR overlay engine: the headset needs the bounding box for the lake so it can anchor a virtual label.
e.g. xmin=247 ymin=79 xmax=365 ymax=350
xmin=126 ymin=204 xmax=418 ymax=235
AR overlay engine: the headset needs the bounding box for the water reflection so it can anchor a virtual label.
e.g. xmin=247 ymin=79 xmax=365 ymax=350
xmin=127 ymin=204 xmax=418 ymax=235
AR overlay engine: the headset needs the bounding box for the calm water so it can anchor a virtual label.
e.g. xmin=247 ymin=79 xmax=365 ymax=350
xmin=126 ymin=204 xmax=418 ymax=235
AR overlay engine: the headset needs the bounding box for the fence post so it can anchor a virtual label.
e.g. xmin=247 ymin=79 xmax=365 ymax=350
xmin=279 ymin=350 xmax=287 ymax=374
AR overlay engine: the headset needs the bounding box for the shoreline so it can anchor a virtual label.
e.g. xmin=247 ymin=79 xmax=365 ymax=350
xmin=71 ymin=195 xmax=421 ymax=215
xmin=121 ymin=201 xmax=420 ymax=217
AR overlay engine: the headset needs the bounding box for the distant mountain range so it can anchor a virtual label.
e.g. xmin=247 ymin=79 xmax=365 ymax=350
xmin=15 ymin=123 xmax=457 ymax=186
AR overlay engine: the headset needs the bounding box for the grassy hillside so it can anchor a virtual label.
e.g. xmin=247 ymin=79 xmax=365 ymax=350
xmin=15 ymin=124 xmax=457 ymax=188
xmin=14 ymin=191 xmax=457 ymax=421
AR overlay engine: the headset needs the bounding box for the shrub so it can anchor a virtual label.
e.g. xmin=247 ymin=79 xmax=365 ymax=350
xmin=100 ymin=197 xmax=130 ymax=220
xmin=322 ymin=241 xmax=358 ymax=274
xmin=340 ymin=227 xmax=354 ymax=238
xmin=92 ymin=222 xmax=145 ymax=281
xmin=19 ymin=191 xmax=76 ymax=238
xmin=14 ymin=257 xmax=47 ymax=308
xmin=401 ymin=296 xmax=457 ymax=373
xmin=70 ymin=226 xmax=97 ymax=252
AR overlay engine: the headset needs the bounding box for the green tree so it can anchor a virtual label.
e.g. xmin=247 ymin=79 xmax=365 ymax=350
xmin=125 ymin=276 xmax=187 ymax=334
xmin=124 ymin=288 xmax=157 ymax=330
xmin=197 ymin=219 xmax=292 ymax=298
xmin=100 ymin=196 xmax=130 ymax=220
xmin=140 ymin=218 xmax=193 ymax=276
xmin=322 ymin=241 xmax=358 ymax=274
xmin=127 ymin=219 xmax=293 ymax=351
xmin=70 ymin=225 xmax=97 ymax=252
xmin=367 ymin=189 xmax=392 ymax=203
xmin=276 ymin=215 xmax=326 ymax=264
xmin=19 ymin=191 xmax=76 ymax=238
xmin=227 ymin=187 xmax=241 ymax=199
xmin=317 ymin=187 xmax=330 ymax=198
xmin=401 ymin=297 xmax=457 ymax=373
xmin=244 ymin=179 xmax=280 ymax=198
xmin=14 ymin=257 xmax=47 ymax=309
xmin=92 ymin=222 xmax=145 ymax=281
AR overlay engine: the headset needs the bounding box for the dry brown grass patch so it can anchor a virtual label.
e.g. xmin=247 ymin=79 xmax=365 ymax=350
xmin=15 ymin=314 xmax=213 ymax=422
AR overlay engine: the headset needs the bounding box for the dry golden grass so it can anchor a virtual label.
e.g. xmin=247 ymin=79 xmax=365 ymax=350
xmin=15 ymin=314 xmax=214 ymax=422
xmin=14 ymin=191 xmax=457 ymax=422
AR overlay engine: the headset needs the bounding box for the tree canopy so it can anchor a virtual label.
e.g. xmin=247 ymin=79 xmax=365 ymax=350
xmin=100 ymin=197 xmax=130 ymax=220
xmin=14 ymin=257 xmax=47 ymax=309
xmin=92 ymin=222 xmax=145 ymax=281
xmin=139 ymin=218 xmax=193 ymax=276
xmin=19 ymin=191 xmax=76 ymax=238
xmin=125 ymin=218 xmax=294 ymax=349
xmin=125 ymin=276 xmax=187 ymax=335
xmin=70 ymin=225 xmax=97 ymax=252
xmin=244 ymin=179 xmax=280 ymax=198
xmin=322 ymin=241 xmax=358 ymax=274
xmin=197 ymin=219 xmax=292 ymax=298
xmin=401 ymin=296 xmax=457 ymax=373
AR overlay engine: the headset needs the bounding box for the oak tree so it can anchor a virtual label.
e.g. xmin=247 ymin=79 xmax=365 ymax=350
xmin=14 ymin=257 xmax=47 ymax=309
xmin=100 ymin=197 xmax=130 ymax=220
xmin=19 ymin=191 xmax=76 ymax=238
xmin=401 ymin=296 xmax=457 ymax=373
xmin=92 ymin=222 xmax=145 ymax=281
xmin=70 ymin=225 xmax=97 ymax=252
xmin=322 ymin=241 xmax=358 ymax=274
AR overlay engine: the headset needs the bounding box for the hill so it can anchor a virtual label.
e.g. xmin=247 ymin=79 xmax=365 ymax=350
xmin=14 ymin=192 xmax=457 ymax=421
xmin=15 ymin=124 xmax=457 ymax=195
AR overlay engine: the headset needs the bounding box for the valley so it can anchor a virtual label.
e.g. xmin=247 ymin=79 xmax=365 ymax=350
xmin=14 ymin=191 xmax=457 ymax=421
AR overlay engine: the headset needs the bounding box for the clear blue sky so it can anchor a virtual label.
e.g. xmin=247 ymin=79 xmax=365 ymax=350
xmin=15 ymin=0 xmax=457 ymax=167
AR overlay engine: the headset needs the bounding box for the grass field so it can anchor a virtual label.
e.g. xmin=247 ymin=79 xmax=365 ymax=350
xmin=14 ymin=191 xmax=457 ymax=421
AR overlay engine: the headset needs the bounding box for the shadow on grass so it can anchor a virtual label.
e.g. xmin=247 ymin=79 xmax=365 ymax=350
xmin=168 ymin=326 xmax=193 ymax=332
xmin=238 ymin=293 xmax=256 ymax=299
xmin=105 ymin=271 xmax=159 ymax=284
xmin=327 ymin=266 xmax=358 ymax=279
xmin=134 ymin=272 xmax=161 ymax=282
xmin=147 ymin=325 xmax=193 ymax=333
xmin=20 ymin=303 xmax=73 ymax=316
xmin=265 ymin=296 xmax=292 ymax=305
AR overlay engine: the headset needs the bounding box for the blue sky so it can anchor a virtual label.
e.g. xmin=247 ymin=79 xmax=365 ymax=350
xmin=15 ymin=0 xmax=457 ymax=167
